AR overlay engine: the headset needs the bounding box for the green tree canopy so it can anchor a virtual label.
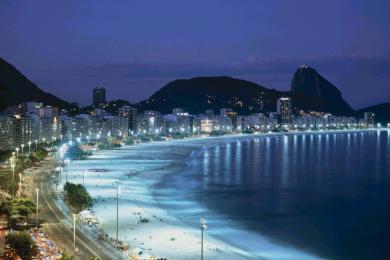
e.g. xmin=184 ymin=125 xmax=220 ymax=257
xmin=6 ymin=231 xmax=38 ymax=260
xmin=60 ymin=251 xmax=75 ymax=260
xmin=63 ymin=182 xmax=93 ymax=213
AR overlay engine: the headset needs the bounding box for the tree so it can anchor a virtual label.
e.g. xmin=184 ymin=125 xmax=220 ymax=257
xmin=60 ymin=251 xmax=75 ymax=260
xmin=6 ymin=231 xmax=38 ymax=260
xmin=65 ymin=145 xmax=92 ymax=160
xmin=0 ymin=170 xmax=18 ymax=196
xmin=0 ymin=198 xmax=36 ymax=228
xmin=31 ymin=147 xmax=48 ymax=161
xmin=63 ymin=182 xmax=93 ymax=213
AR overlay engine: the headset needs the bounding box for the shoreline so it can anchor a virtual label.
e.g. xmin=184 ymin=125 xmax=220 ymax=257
xmin=59 ymin=128 xmax=385 ymax=259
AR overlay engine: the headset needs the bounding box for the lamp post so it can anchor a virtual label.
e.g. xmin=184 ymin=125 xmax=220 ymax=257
xmin=65 ymin=159 xmax=68 ymax=182
xmin=35 ymin=140 xmax=38 ymax=150
xmin=21 ymin=144 xmax=24 ymax=155
xmin=200 ymin=216 xmax=207 ymax=260
xmin=28 ymin=141 xmax=32 ymax=154
xmin=36 ymin=188 xmax=39 ymax=229
xmin=116 ymin=183 xmax=119 ymax=244
xmin=73 ymin=213 xmax=76 ymax=253
xmin=18 ymin=173 xmax=22 ymax=196
xmin=10 ymin=158 xmax=15 ymax=197
xmin=15 ymin=147 xmax=19 ymax=158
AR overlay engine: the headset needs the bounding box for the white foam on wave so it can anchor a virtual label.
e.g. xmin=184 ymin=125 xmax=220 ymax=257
xmin=61 ymin=134 xmax=327 ymax=259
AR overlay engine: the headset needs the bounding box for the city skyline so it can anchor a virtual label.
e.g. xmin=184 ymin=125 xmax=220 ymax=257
xmin=1 ymin=1 xmax=390 ymax=107
xmin=1 ymin=2 xmax=390 ymax=259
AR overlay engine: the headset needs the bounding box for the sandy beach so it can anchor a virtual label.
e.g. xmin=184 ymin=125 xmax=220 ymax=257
xmin=59 ymin=129 xmax=381 ymax=259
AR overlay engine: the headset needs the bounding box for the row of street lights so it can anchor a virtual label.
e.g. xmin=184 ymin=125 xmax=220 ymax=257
xmin=58 ymin=138 xmax=208 ymax=258
xmin=27 ymin=133 xmax=210 ymax=258
xmin=13 ymin=136 xmax=61 ymax=158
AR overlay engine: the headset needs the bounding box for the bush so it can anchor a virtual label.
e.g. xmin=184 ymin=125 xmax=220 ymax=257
xmin=0 ymin=150 xmax=12 ymax=163
xmin=63 ymin=182 xmax=93 ymax=213
xmin=65 ymin=145 xmax=92 ymax=160
xmin=60 ymin=251 xmax=75 ymax=260
xmin=0 ymin=198 xmax=36 ymax=228
xmin=30 ymin=147 xmax=48 ymax=161
xmin=97 ymin=141 xmax=121 ymax=149
xmin=0 ymin=170 xmax=18 ymax=196
xmin=6 ymin=231 xmax=38 ymax=260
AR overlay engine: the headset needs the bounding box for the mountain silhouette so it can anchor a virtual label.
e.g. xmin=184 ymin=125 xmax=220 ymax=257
xmin=0 ymin=57 xmax=70 ymax=111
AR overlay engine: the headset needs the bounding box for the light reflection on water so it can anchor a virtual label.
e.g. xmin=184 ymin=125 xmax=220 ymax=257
xmin=157 ymin=131 xmax=390 ymax=259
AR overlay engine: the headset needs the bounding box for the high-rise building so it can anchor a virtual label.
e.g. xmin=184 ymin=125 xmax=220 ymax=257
xmin=220 ymin=108 xmax=233 ymax=117
xmin=137 ymin=111 xmax=163 ymax=134
xmin=277 ymin=97 xmax=292 ymax=126
xmin=39 ymin=116 xmax=61 ymax=142
xmin=101 ymin=116 xmax=128 ymax=137
xmin=205 ymin=110 xmax=214 ymax=117
xmin=364 ymin=112 xmax=375 ymax=126
xmin=10 ymin=115 xmax=36 ymax=149
xmin=172 ymin=108 xmax=184 ymax=115
xmin=93 ymin=87 xmax=106 ymax=108
xmin=118 ymin=105 xmax=138 ymax=133
xmin=0 ymin=115 xmax=12 ymax=151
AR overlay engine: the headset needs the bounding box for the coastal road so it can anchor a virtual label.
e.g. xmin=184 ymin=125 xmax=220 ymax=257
xmin=35 ymin=161 xmax=124 ymax=260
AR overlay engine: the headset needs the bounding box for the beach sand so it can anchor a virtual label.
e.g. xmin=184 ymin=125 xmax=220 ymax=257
xmin=59 ymin=131 xmax=375 ymax=259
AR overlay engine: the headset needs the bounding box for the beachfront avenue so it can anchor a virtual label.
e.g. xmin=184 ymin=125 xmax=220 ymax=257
xmin=0 ymin=98 xmax=388 ymax=259
xmin=0 ymin=121 xmax=388 ymax=259
xmin=0 ymin=139 xmax=124 ymax=259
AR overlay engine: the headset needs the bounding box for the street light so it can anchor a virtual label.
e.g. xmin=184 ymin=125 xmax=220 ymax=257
xmin=36 ymin=188 xmax=39 ymax=229
xmin=15 ymin=147 xmax=19 ymax=158
xmin=73 ymin=213 xmax=76 ymax=253
xmin=28 ymin=141 xmax=32 ymax=154
xmin=35 ymin=139 xmax=38 ymax=150
xmin=21 ymin=144 xmax=24 ymax=155
xmin=200 ymin=216 xmax=207 ymax=260
xmin=116 ymin=183 xmax=120 ymax=244
xmin=18 ymin=173 xmax=22 ymax=196
xmin=10 ymin=158 xmax=15 ymax=197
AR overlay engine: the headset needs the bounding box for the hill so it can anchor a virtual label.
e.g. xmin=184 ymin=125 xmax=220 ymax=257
xmin=358 ymin=102 xmax=390 ymax=124
xmin=0 ymin=57 xmax=70 ymax=111
xmin=136 ymin=70 xmax=355 ymax=116
xmin=136 ymin=76 xmax=285 ymax=115
xmin=290 ymin=65 xmax=354 ymax=115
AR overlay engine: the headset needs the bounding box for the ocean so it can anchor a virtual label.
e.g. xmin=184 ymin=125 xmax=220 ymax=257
xmin=64 ymin=130 xmax=390 ymax=259
xmin=155 ymin=130 xmax=390 ymax=259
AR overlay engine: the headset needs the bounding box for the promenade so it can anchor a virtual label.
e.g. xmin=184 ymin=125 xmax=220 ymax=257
xmin=25 ymin=156 xmax=124 ymax=259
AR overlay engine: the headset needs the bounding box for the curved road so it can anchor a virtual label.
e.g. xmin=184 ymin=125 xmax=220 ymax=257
xmin=35 ymin=161 xmax=124 ymax=260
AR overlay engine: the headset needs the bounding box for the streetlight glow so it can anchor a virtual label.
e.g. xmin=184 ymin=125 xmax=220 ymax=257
xmin=36 ymin=188 xmax=39 ymax=229
xmin=73 ymin=213 xmax=76 ymax=253
xmin=200 ymin=216 xmax=207 ymax=260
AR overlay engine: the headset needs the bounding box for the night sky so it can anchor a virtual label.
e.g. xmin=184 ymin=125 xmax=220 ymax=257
xmin=0 ymin=0 xmax=389 ymax=108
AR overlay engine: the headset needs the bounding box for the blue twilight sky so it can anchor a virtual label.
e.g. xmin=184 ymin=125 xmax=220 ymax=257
xmin=0 ymin=0 xmax=389 ymax=108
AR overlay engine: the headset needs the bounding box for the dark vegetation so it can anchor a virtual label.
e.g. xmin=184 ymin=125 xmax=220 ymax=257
xmin=6 ymin=231 xmax=38 ymax=260
xmin=65 ymin=145 xmax=92 ymax=160
xmin=63 ymin=182 xmax=93 ymax=213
